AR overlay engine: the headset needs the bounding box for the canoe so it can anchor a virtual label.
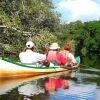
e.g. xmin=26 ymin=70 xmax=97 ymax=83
xmin=0 ymin=56 xmax=80 ymax=78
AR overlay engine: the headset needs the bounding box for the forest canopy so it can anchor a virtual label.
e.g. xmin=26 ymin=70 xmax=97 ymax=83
xmin=0 ymin=0 xmax=100 ymax=56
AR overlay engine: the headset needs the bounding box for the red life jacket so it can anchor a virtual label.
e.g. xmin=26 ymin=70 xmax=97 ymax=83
xmin=60 ymin=50 xmax=69 ymax=61
xmin=47 ymin=51 xmax=66 ymax=65
xmin=47 ymin=51 xmax=57 ymax=62
xmin=60 ymin=50 xmax=75 ymax=65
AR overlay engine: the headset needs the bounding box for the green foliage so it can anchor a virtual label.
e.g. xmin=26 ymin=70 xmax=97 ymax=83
xmin=82 ymin=54 xmax=100 ymax=69
xmin=0 ymin=0 xmax=100 ymax=57
xmin=84 ymin=21 xmax=100 ymax=52
xmin=56 ymin=20 xmax=100 ymax=55
xmin=0 ymin=0 xmax=60 ymax=52
xmin=32 ymin=30 xmax=57 ymax=53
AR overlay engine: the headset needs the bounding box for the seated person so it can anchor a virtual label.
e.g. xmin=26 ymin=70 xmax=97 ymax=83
xmin=45 ymin=42 xmax=66 ymax=66
xmin=60 ymin=43 xmax=76 ymax=66
xmin=19 ymin=41 xmax=46 ymax=64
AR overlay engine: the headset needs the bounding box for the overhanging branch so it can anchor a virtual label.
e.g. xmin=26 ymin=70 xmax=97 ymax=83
xmin=0 ymin=25 xmax=40 ymax=36
xmin=0 ymin=25 xmax=31 ymax=34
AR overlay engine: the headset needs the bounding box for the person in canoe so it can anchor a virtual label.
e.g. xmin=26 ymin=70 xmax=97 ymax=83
xmin=60 ymin=42 xmax=76 ymax=66
xmin=44 ymin=42 xmax=67 ymax=66
xmin=19 ymin=41 xmax=46 ymax=64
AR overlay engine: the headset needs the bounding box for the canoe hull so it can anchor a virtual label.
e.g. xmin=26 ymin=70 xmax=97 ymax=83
xmin=0 ymin=68 xmax=69 ymax=78
xmin=0 ymin=59 xmax=70 ymax=78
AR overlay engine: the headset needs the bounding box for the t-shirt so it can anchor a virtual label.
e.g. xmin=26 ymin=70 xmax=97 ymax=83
xmin=68 ymin=53 xmax=76 ymax=64
xmin=19 ymin=50 xmax=46 ymax=64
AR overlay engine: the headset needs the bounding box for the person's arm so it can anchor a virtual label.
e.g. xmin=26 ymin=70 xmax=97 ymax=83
xmin=37 ymin=53 xmax=46 ymax=61
xmin=22 ymin=48 xmax=27 ymax=52
xmin=45 ymin=44 xmax=50 ymax=58
xmin=68 ymin=53 xmax=76 ymax=64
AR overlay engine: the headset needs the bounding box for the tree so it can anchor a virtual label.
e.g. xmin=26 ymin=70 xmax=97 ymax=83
xmin=0 ymin=0 xmax=60 ymax=52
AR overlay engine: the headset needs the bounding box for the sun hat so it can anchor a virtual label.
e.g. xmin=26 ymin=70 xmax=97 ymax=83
xmin=50 ymin=42 xmax=60 ymax=50
xmin=26 ymin=41 xmax=35 ymax=48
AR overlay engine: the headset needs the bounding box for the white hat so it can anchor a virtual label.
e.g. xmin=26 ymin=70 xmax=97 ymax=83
xmin=26 ymin=41 xmax=35 ymax=48
xmin=50 ymin=43 xmax=60 ymax=50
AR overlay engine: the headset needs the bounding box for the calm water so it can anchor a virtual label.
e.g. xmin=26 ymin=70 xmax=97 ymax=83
xmin=0 ymin=68 xmax=100 ymax=100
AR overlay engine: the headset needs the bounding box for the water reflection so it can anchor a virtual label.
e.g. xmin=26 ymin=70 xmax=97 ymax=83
xmin=18 ymin=82 xmax=44 ymax=96
xmin=0 ymin=71 xmax=72 ymax=96
xmin=0 ymin=70 xmax=98 ymax=100
xmin=17 ymin=71 xmax=74 ymax=97
xmin=43 ymin=73 xmax=96 ymax=100
xmin=44 ymin=77 xmax=69 ymax=94
xmin=43 ymin=72 xmax=77 ymax=94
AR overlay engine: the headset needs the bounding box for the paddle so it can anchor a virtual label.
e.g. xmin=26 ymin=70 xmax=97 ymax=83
xmin=80 ymin=63 xmax=99 ymax=71
xmin=40 ymin=44 xmax=50 ymax=67
xmin=61 ymin=64 xmax=80 ymax=70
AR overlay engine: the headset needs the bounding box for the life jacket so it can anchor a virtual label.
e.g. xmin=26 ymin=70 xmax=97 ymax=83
xmin=47 ymin=51 xmax=66 ymax=65
xmin=60 ymin=50 xmax=69 ymax=60
xmin=47 ymin=51 xmax=57 ymax=61
xmin=60 ymin=50 xmax=75 ymax=65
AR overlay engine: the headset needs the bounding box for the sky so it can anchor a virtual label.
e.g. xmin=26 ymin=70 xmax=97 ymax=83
xmin=53 ymin=0 xmax=100 ymax=23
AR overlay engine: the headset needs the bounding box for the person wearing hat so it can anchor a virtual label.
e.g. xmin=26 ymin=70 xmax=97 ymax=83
xmin=45 ymin=42 xmax=66 ymax=66
xmin=19 ymin=41 xmax=46 ymax=64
